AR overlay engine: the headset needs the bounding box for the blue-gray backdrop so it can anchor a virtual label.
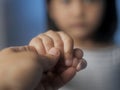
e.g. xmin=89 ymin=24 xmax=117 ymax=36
xmin=5 ymin=0 xmax=120 ymax=46
xmin=6 ymin=0 xmax=47 ymax=46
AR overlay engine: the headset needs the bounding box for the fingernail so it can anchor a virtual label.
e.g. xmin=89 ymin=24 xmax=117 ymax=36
xmin=76 ymin=63 xmax=80 ymax=71
xmin=66 ymin=60 xmax=72 ymax=66
xmin=77 ymin=59 xmax=87 ymax=71
xmin=49 ymin=48 xmax=59 ymax=56
xmin=81 ymin=60 xmax=87 ymax=70
xmin=74 ymin=49 xmax=83 ymax=59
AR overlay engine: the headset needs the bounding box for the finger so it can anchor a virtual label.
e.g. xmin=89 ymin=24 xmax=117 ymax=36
xmin=43 ymin=83 xmax=53 ymax=90
xmin=1 ymin=46 xmax=37 ymax=55
xmin=35 ymin=83 xmax=45 ymax=90
xmin=29 ymin=37 xmax=46 ymax=55
xmin=41 ymin=47 xmax=60 ymax=71
xmin=60 ymin=67 xmax=76 ymax=84
xmin=74 ymin=48 xmax=84 ymax=59
xmin=72 ymin=49 xmax=84 ymax=71
xmin=76 ymin=58 xmax=87 ymax=72
xmin=58 ymin=31 xmax=74 ymax=66
xmin=52 ymin=67 xmax=76 ymax=89
xmin=45 ymin=30 xmax=64 ymax=57
xmin=37 ymin=34 xmax=54 ymax=54
xmin=57 ymin=59 xmax=87 ymax=87
xmin=72 ymin=58 xmax=80 ymax=68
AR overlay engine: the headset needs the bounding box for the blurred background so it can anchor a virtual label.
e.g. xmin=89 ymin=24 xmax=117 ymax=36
xmin=0 ymin=0 xmax=47 ymax=49
xmin=0 ymin=0 xmax=120 ymax=49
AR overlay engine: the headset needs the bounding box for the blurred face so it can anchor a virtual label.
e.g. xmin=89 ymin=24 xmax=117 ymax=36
xmin=48 ymin=0 xmax=105 ymax=39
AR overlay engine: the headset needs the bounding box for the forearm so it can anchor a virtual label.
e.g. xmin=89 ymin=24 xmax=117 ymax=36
xmin=0 ymin=82 xmax=40 ymax=90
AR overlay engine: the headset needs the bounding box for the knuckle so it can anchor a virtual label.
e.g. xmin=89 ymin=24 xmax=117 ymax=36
xmin=58 ymin=31 xmax=67 ymax=36
xmin=37 ymin=34 xmax=45 ymax=38
xmin=3 ymin=48 xmax=14 ymax=52
xmin=65 ymin=50 xmax=73 ymax=58
xmin=58 ymin=31 xmax=73 ymax=43
xmin=58 ymin=31 xmax=65 ymax=35
xmin=65 ymin=50 xmax=73 ymax=56
xmin=45 ymin=40 xmax=53 ymax=46
xmin=46 ymin=37 xmax=53 ymax=44
xmin=30 ymin=37 xmax=42 ymax=45
xmin=66 ymin=37 xmax=73 ymax=43
xmin=39 ymin=34 xmax=54 ymax=45
xmin=38 ymin=34 xmax=52 ymax=41
xmin=2 ymin=47 xmax=20 ymax=53
xmin=46 ymin=30 xmax=55 ymax=34
xmin=42 ymin=36 xmax=53 ymax=45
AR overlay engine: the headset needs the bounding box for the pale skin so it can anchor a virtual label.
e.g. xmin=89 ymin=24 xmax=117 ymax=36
xmin=48 ymin=0 xmax=108 ymax=49
xmin=0 ymin=31 xmax=87 ymax=90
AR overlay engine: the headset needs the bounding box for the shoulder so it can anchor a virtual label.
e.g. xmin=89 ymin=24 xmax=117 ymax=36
xmin=113 ymin=45 xmax=120 ymax=54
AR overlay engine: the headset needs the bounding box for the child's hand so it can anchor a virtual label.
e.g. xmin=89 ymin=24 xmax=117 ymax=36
xmin=29 ymin=30 xmax=87 ymax=90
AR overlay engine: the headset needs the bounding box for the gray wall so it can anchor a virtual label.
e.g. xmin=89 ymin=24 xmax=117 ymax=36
xmin=0 ymin=0 xmax=7 ymax=49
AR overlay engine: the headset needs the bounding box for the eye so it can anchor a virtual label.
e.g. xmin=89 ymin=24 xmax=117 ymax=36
xmin=83 ymin=0 xmax=98 ymax=3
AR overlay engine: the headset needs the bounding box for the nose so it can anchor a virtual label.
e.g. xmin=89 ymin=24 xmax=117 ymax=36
xmin=70 ymin=2 xmax=84 ymax=18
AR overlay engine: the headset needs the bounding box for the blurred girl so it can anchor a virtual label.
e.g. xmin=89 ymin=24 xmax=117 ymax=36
xmin=47 ymin=0 xmax=120 ymax=90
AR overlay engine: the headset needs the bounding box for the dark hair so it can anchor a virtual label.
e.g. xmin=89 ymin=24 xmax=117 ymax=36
xmin=47 ymin=0 xmax=118 ymax=43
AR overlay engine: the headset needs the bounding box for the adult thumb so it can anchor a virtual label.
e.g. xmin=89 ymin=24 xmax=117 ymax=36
xmin=41 ymin=47 xmax=60 ymax=71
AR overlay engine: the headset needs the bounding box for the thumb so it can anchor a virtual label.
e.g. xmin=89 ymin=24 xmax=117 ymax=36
xmin=41 ymin=47 xmax=60 ymax=71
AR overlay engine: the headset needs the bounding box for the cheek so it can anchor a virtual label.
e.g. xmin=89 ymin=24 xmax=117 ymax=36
xmin=86 ymin=7 xmax=104 ymax=31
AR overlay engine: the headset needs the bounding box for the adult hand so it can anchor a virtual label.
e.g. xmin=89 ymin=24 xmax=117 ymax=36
xmin=0 ymin=46 xmax=60 ymax=90
xmin=29 ymin=30 xmax=87 ymax=90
